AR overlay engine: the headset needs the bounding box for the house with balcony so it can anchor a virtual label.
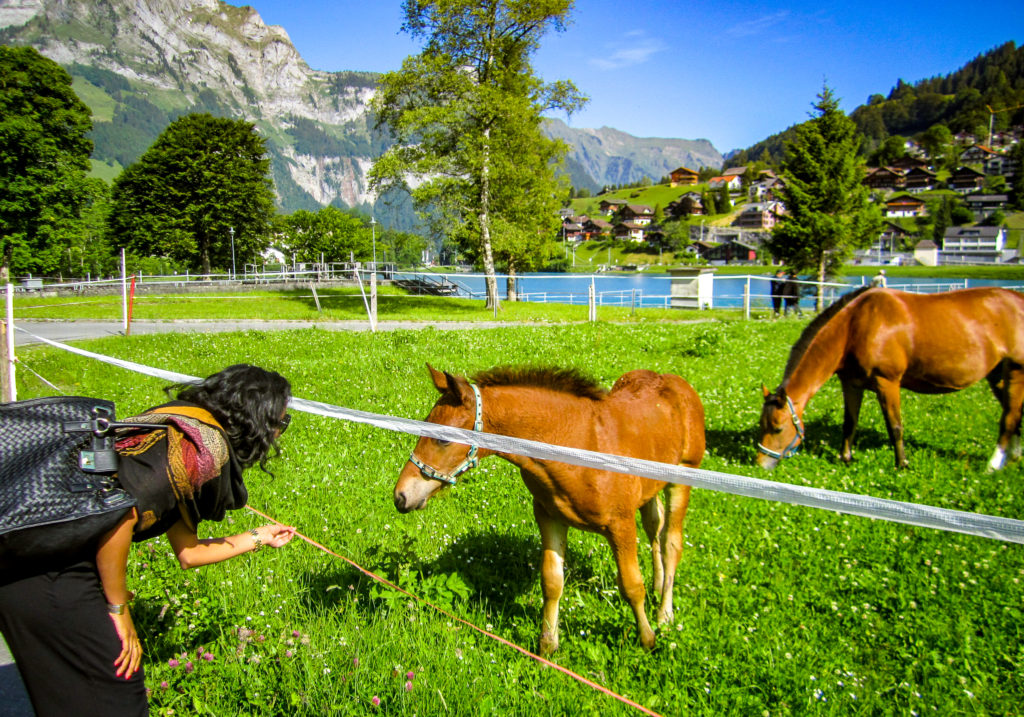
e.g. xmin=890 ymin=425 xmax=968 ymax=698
xmin=598 ymin=198 xmax=627 ymax=215
xmin=734 ymin=202 xmax=784 ymax=230
xmin=949 ymin=166 xmax=986 ymax=193
xmin=941 ymin=226 xmax=1009 ymax=263
xmin=581 ymin=217 xmax=612 ymax=239
xmin=613 ymin=221 xmax=647 ymax=242
xmin=959 ymin=144 xmax=998 ymax=165
xmin=708 ymin=175 xmax=742 ymax=192
xmin=669 ymin=166 xmax=699 ymax=186
xmin=964 ymin=194 xmax=1008 ymax=220
xmin=667 ymin=192 xmax=704 ymax=218
xmin=619 ymin=204 xmax=654 ymax=225
xmin=985 ymin=152 xmax=1019 ymax=177
xmin=863 ymin=166 xmax=905 ymax=192
xmin=884 ymin=194 xmax=926 ymax=218
xmin=904 ymin=167 xmax=938 ymax=192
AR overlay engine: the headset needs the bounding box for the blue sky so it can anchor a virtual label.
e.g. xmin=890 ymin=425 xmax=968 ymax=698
xmin=250 ymin=0 xmax=1024 ymax=154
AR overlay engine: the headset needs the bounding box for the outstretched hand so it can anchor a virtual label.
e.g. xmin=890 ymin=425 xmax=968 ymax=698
xmin=256 ymin=523 xmax=297 ymax=548
xmin=110 ymin=609 xmax=142 ymax=680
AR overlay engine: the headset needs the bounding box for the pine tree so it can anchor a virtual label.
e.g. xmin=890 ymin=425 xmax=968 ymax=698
xmin=766 ymin=85 xmax=882 ymax=310
xmin=369 ymin=0 xmax=585 ymax=310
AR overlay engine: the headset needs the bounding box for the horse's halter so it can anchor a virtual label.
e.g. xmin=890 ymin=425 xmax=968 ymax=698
xmin=757 ymin=393 xmax=805 ymax=460
xmin=408 ymin=383 xmax=483 ymax=485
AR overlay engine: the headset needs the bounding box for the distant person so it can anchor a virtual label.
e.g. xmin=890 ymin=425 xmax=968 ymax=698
xmin=871 ymin=269 xmax=887 ymax=288
xmin=770 ymin=269 xmax=786 ymax=317
xmin=783 ymin=272 xmax=803 ymax=317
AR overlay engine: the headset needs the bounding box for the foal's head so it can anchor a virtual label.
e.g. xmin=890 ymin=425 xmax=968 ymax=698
xmin=394 ymin=365 xmax=485 ymax=513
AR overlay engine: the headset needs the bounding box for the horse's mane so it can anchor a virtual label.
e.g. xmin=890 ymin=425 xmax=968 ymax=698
xmin=471 ymin=365 xmax=608 ymax=401
xmin=782 ymin=285 xmax=874 ymax=382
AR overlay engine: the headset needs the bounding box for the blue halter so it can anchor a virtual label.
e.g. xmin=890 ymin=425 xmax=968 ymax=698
xmin=408 ymin=383 xmax=483 ymax=485
xmin=757 ymin=394 xmax=805 ymax=460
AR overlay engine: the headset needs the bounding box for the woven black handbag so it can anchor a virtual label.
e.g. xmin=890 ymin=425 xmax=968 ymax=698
xmin=0 ymin=396 xmax=139 ymax=571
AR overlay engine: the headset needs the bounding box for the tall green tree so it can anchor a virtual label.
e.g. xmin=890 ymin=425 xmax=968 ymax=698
xmin=279 ymin=207 xmax=367 ymax=263
xmin=108 ymin=114 xmax=276 ymax=275
xmin=369 ymin=0 xmax=586 ymax=310
xmin=0 ymin=46 xmax=94 ymax=282
xmin=766 ymin=86 xmax=882 ymax=310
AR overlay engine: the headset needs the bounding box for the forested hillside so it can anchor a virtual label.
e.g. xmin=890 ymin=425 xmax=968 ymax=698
xmin=728 ymin=41 xmax=1024 ymax=168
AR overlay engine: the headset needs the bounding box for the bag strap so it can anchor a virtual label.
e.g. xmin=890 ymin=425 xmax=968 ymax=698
xmin=147 ymin=405 xmax=224 ymax=432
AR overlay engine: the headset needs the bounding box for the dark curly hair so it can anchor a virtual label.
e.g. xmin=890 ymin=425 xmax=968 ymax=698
xmin=169 ymin=364 xmax=292 ymax=472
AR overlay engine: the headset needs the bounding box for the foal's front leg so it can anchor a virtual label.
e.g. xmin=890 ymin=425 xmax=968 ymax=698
xmin=533 ymin=501 xmax=568 ymax=656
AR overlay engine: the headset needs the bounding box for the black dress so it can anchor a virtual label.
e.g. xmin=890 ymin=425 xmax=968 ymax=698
xmin=0 ymin=402 xmax=243 ymax=717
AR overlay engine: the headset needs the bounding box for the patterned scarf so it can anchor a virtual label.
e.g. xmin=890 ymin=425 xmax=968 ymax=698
xmin=116 ymin=402 xmax=246 ymax=538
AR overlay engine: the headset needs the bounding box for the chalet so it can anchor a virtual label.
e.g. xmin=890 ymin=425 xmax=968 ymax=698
xmin=708 ymin=175 xmax=742 ymax=191
xmin=949 ymin=166 xmax=986 ymax=193
xmin=669 ymin=167 xmax=699 ymax=187
xmin=581 ymin=217 xmax=612 ymax=239
xmin=985 ymin=152 xmax=1019 ymax=177
xmin=598 ymin=198 xmax=627 ymax=215
xmin=750 ymin=177 xmax=785 ymax=201
xmin=863 ymin=166 xmax=905 ymax=191
xmin=688 ymin=240 xmax=716 ymax=260
xmin=613 ymin=221 xmax=647 ymax=242
xmin=959 ymin=144 xmax=998 ymax=165
xmin=560 ymin=220 xmax=583 ymax=241
xmin=857 ymin=221 xmax=913 ymax=262
xmin=666 ymin=193 xmax=704 ymax=218
xmin=884 ymin=194 xmax=926 ymax=218
xmin=964 ymin=194 xmax=1008 ymax=220
xmin=722 ymin=166 xmax=748 ymax=178
xmin=942 ymin=226 xmax=1008 ymax=263
xmin=704 ymin=239 xmax=758 ymax=264
xmin=620 ymin=204 xmax=654 ymax=225
xmin=903 ymin=167 xmax=938 ymax=192
xmin=733 ymin=202 xmax=783 ymax=230
xmin=890 ymin=156 xmax=930 ymax=172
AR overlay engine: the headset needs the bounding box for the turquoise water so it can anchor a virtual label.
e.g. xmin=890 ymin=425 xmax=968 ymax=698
xmin=399 ymin=271 xmax=1024 ymax=309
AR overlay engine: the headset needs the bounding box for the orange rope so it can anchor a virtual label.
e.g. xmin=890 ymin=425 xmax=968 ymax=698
xmin=246 ymin=504 xmax=664 ymax=717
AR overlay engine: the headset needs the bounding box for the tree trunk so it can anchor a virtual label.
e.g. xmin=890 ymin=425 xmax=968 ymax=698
xmin=506 ymin=261 xmax=518 ymax=302
xmin=479 ymin=126 xmax=500 ymax=311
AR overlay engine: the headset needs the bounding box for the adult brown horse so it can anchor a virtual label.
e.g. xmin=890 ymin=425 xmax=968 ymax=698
xmin=394 ymin=364 xmax=705 ymax=655
xmin=757 ymin=286 xmax=1024 ymax=471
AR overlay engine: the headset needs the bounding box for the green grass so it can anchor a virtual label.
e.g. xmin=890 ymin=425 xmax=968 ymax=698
xmin=12 ymin=287 xmax=741 ymax=323
xmin=10 ymin=319 xmax=1024 ymax=715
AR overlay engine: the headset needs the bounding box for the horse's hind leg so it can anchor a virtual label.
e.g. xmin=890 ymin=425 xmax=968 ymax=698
xmin=874 ymin=378 xmax=907 ymax=468
xmin=533 ymin=501 xmax=568 ymax=656
xmin=655 ymin=483 xmax=691 ymax=626
xmin=986 ymin=361 xmax=1024 ymax=471
xmin=639 ymin=494 xmax=665 ymax=597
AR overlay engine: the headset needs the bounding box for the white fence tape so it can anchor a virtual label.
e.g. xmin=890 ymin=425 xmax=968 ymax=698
xmin=17 ymin=327 xmax=1024 ymax=544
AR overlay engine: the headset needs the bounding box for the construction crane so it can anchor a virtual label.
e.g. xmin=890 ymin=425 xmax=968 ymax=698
xmin=985 ymin=103 xmax=1023 ymax=147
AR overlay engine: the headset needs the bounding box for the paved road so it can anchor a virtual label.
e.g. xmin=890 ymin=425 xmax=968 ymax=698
xmin=0 ymin=636 xmax=31 ymax=717
xmin=12 ymin=318 xmax=538 ymax=346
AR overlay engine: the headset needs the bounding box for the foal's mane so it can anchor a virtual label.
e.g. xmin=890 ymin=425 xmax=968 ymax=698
xmin=471 ymin=365 xmax=608 ymax=401
xmin=782 ymin=285 xmax=873 ymax=381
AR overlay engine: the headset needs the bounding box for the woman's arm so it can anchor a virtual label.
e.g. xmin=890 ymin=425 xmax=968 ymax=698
xmin=96 ymin=508 xmax=142 ymax=679
xmin=166 ymin=519 xmax=297 ymax=569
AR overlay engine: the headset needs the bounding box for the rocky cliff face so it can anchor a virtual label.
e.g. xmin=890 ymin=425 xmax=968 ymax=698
xmin=0 ymin=0 xmax=723 ymax=215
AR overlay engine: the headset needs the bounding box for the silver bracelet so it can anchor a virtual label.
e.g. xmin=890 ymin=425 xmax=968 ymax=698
xmin=249 ymin=527 xmax=263 ymax=552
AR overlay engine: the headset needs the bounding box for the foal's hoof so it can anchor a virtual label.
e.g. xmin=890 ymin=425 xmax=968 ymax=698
xmin=539 ymin=631 xmax=559 ymax=657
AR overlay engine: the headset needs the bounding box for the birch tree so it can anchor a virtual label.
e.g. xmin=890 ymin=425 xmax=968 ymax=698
xmin=369 ymin=0 xmax=585 ymax=310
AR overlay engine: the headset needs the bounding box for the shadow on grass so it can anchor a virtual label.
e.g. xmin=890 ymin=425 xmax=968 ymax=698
xmin=295 ymin=528 xmax=609 ymax=622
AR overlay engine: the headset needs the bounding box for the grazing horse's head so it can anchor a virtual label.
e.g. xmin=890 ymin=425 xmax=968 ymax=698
xmin=394 ymin=364 xmax=487 ymax=513
xmin=756 ymin=384 xmax=804 ymax=470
